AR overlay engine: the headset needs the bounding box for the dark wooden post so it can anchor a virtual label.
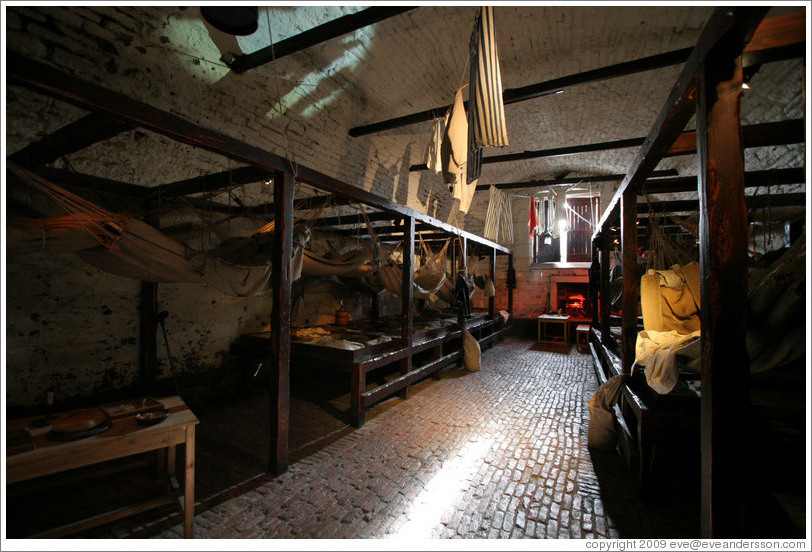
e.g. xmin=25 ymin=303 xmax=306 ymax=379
xmin=138 ymin=205 xmax=160 ymax=392
xmin=488 ymin=248 xmax=496 ymax=318
xmin=507 ymin=253 xmax=514 ymax=315
xmin=590 ymin=235 xmax=600 ymax=328
xmin=451 ymin=237 xmax=458 ymax=280
xmin=400 ymin=215 xmax=415 ymax=399
xmin=600 ymin=230 xmax=612 ymax=344
xmin=620 ymin=191 xmax=638 ymax=374
xmin=697 ymin=51 xmax=750 ymax=538
xmin=371 ymin=292 xmax=379 ymax=320
xmin=457 ymin=237 xmax=468 ymax=366
xmin=269 ymin=171 xmax=294 ymax=475
xmin=460 ymin=236 xmax=468 ymax=280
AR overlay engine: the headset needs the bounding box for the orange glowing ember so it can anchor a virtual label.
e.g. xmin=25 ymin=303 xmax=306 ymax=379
xmin=565 ymin=293 xmax=586 ymax=310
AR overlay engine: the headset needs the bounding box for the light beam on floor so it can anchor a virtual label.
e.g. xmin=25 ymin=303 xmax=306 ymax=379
xmin=389 ymin=438 xmax=494 ymax=539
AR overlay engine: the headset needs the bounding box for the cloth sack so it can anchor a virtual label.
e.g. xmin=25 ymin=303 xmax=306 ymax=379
xmin=463 ymin=329 xmax=481 ymax=372
xmin=587 ymin=374 xmax=626 ymax=451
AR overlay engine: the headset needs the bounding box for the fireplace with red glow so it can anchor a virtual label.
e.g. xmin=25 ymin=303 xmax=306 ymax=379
xmin=555 ymin=282 xmax=591 ymax=319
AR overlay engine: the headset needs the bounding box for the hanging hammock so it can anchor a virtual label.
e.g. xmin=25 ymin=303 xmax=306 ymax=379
xmin=7 ymin=162 xmax=130 ymax=253
xmin=437 ymin=236 xmax=476 ymax=304
xmin=644 ymin=194 xmax=696 ymax=271
xmin=6 ymin=164 xmax=307 ymax=296
xmin=359 ymin=205 xmax=446 ymax=299
xmin=413 ymin=233 xmax=450 ymax=296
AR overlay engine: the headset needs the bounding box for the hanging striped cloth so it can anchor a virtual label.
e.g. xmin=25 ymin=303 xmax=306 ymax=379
xmin=467 ymin=6 xmax=509 ymax=184
xmin=483 ymin=185 xmax=514 ymax=244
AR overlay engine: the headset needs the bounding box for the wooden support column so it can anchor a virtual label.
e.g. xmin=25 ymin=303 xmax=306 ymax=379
xmin=400 ymin=215 xmax=415 ymax=399
xmin=600 ymin=231 xmax=612 ymax=344
xmin=457 ymin=237 xmax=468 ymax=366
xmin=138 ymin=206 xmax=160 ymax=392
xmin=620 ymin=191 xmax=638 ymax=374
xmin=507 ymin=253 xmax=514 ymax=315
xmin=697 ymin=51 xmax=751 ymax=539
xmin=488 ymin=248 xmax=496 ymax=318
xmin=451 ymin=238 xmax=458 ymax=280
xmin=590 ymin=236 xmax=600 ymax=328
xmin=269 ymin=170 xmax=294 ymax=475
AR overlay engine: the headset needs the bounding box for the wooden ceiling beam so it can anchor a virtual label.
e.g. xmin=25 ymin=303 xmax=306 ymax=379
xmin=665 ymin=118 xmax=805 ymax=157
xmin=740 ymin=10 xmax=806 ymax=67
xmin=638 ymin=192 xmax=806 ymax=216
xmin=7 ymin=52 xmax=511 ymax=254
xmin=350 ymin=47 xmax=693 ymax=137
xmin=9 ymin=112 xmax=133 ymax=168
xmin=27 ymin=166 xmax=150 ymax=198
xmin=149 ymin=165 xmax=273 ymax=199
xmin=475 ymin=169 xmax=678 ymax=192
xmin=320 ymin=222 xmax=438 ymax=237
xmin=312 ymin=211 xmax=396 ymax=227
xmin=227 ymin=7 xmax=416 ymax=74
xmin=411 ymin=118 xmax=803 ymax=171
xmin=595 ymin=7 xmax=769 ymax=236
xmin=351 ymin=11 xmax=803 ymax=138
xmin=641 ymin=167 xmax=804 ymax=194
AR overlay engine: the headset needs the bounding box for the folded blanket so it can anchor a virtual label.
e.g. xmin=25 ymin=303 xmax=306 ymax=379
xmin=635 ymin=329 xmax=701 ymax=394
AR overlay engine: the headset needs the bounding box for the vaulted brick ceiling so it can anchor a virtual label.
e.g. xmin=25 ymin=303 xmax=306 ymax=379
xmin=4 ymin=5 xmax=806 ymax=230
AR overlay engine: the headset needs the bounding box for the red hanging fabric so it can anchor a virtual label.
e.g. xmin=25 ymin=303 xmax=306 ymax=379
xmin=528 ymin=197 xmax=539 ymax=237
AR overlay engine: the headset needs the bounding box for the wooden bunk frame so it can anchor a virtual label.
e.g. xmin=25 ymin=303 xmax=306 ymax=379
xmin=234 ymin=309 xmax=505 ymax=428
xmin=6 ymin=51 xmax=514 ymax=479
xmin=585 ymin=8 xmax=805 ymax=538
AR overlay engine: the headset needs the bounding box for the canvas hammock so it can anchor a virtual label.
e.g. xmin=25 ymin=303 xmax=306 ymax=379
xmin=7 ymin=163 xmax=314 ymax=296
xmin=359 ymin=205 xmax=446 ymax=299
xmin=302 ymin=245 xmax=374 ymax=278
xmin=436 ymin=237 xmax=477 ymax=304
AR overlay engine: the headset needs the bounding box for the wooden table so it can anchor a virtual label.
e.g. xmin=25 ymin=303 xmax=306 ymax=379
xmin=537 ymin=314 xmax=571 ymax=344
xmin=6 ymin=395 xmax=198 ymax=538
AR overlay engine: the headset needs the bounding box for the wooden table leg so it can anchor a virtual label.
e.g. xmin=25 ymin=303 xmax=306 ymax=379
xmin=432 ymin=345 xmax=442 ymax=380
xmin=184 ymin=424 xmax=195 ymax=538
xmin=351 ymin=366 xmax=365 ymax=428
xmin=167 ymin=444 xmax=176 ymax=477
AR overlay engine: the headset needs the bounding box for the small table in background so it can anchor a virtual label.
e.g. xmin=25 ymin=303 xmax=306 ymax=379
xmin=537 ymin=314 xmax=571 ymax=344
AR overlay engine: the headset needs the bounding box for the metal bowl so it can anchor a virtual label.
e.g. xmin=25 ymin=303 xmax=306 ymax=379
xmin=135 ymin=409 xmax=169 ymax=427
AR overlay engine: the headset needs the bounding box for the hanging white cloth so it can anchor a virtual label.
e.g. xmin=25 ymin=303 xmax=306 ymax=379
xmin=550 ymin=185 xmax=569 ymax=239
xmin=425 ymin=114 xmax=446 ymax=174
xmin=441 ymin=87 xmax=469 ymax=186
xmin=454 ymin=165 xmax=477 ymax=213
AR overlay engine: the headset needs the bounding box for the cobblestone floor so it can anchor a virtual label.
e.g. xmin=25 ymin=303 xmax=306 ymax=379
xmin=9 ymin=335 xmax=702 ymax=541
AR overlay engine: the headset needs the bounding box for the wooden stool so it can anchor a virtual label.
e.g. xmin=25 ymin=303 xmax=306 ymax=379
xmin=576 ymin=324 xmax=590 ymax=353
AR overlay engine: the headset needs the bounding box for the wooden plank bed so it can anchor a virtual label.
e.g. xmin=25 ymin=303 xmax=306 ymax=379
xmin=233 ymin=309 xmax=508 ymax=427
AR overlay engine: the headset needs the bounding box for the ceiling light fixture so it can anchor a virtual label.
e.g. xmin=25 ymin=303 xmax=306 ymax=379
xmin=201 ymin=7 xmax=259 ymax=36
